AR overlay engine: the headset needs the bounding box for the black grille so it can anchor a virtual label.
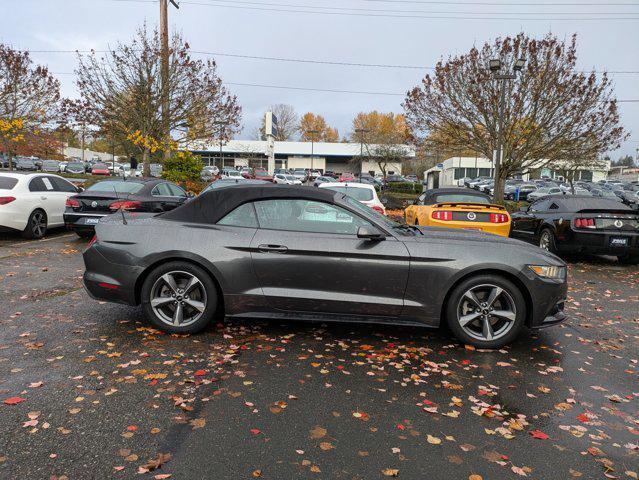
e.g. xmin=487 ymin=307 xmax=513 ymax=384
xmin=451 ymin=211 xmax=491 ymax=222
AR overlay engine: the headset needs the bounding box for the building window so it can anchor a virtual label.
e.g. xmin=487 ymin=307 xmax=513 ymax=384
xmin=454 ymin=168 xmax=465 ymax=180
xmin=478 ymin=168 xmax=492 ymax=177
xmin=579 ymin=170 xmax=593 ymax=181
xmin=466 ymin=168 xmax=478 ymax=179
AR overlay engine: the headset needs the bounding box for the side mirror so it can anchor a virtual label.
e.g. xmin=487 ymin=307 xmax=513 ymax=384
xmin=187 ymin=192 xmax=195 ymax=198
xmin=357 ymin=225 xmax=385 ymax=241
xmin=76 ymin=186 xmax=85 ymax=193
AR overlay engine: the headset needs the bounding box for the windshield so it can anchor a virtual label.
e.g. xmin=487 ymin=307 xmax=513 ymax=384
xmin=324 ymin=185 xmax=374 ymax=201
xmin=433 ymin=194 xmax=490 ymax=204
xmin=68 ymin=162 xmax=84 ymax=168
xmin=93 ymin=163 xmax=108 ymax=169
xmin=86 ymin=181 xmax=145 ymax=194
xmin=285 ymin=175 xmax=297 ymax=181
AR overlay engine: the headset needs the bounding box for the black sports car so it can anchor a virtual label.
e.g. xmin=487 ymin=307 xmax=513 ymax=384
xmin=83 ymin=184 xmax=568 ymax=348
xmin=510 ymin=195 xmax=639 ymax=264
xmin=64 ymin=179 xmax=190 ymax=237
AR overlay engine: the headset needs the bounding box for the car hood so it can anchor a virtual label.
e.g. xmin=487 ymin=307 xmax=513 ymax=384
xmin=403 ymin=226 xmax=565 ymax=265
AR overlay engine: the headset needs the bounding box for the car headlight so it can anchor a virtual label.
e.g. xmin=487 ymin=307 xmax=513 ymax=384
xmin=528 ymin=265 xmax=566 ymax=280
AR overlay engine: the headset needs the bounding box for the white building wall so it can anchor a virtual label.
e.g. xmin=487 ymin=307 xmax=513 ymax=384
xmin=64 ymin=147 xmax=114 ymax=162
xmin=287 ymin=156 xmax=326 ymax=171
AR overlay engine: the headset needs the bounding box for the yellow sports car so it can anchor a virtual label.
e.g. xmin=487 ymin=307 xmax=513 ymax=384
xmin=404 ymin=188 xmax=511 ymax=237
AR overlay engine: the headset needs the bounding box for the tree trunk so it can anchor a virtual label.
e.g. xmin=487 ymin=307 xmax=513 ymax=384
xmin=142 ymin=148 xmax=150 ymax=177
xmin=493 ymin=173 xmax=507 ymax=203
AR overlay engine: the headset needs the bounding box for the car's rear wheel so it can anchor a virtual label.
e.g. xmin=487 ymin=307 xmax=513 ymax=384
xmin=446 ymin=275 xmax=526 ymax=348
xmin=22 ymin=209 xmax=47 ymax=239
xmin=538 ymin=228 xmax=557 ymax=254
xmin=141 ymin=262 xmax=218 ymax=334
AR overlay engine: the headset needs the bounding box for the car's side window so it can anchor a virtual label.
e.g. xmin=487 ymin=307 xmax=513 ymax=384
xmin=217 ymin=203 xmax=259 ymax=228
xmin=50 ymin=177 xmax=77 ymax=193
xmin=29 ymin=177 xmax=47 ymax=192
xmin=168 ymin=184 xmax=187 ymax=197
xmin=253 ymin=199 xmax=372 ymax=235
xmin=530 ymin=200 xmax=550 ymax=212
xmin=152 ymin=183 xmax=173 ymax=196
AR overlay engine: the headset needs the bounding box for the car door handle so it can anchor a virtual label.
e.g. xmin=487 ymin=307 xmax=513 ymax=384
xmin=257 ymin=244 xmax=288 ymax=253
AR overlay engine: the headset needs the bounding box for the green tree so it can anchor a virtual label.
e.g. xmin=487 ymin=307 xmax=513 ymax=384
xmin=162 ymin=150 xmax=203 ymax=182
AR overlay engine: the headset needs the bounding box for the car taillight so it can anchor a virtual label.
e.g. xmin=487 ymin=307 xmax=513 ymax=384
xmin=574 ymin=217 xmax=595 ymax=229
xmin=109 ymin=200 xmax=141 ymax=211
xmin=0 ymin=196 xmax=16 ymax=205
xmin=432 ymin=210 xmax=453 ymax=221
xmin=372 ymin=205 xmax=385 ymax=215
xmin=66 ymin=198 xmax=80 ymax=208
xmin=87 ymin=235 xmax=97 ymax=248
xmin=490 ymin=213 xmax=509 ymax=223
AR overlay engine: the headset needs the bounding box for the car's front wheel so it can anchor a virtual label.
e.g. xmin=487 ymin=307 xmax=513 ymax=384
xmin=446 ymin=275 xmax=526 ymax=348
xmin=140 ymin=262 xmax=219 ymax=334
xmin=538 ymin=228 xmax=557 ymax=254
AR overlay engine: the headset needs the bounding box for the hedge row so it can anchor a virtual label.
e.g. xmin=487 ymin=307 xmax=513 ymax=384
xmin=383 ymin=181 xmax=422 ymax=194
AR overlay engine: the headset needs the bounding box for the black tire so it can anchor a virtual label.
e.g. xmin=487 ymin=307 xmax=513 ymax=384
xmin=618 ymin=254 xmax=639 ymax=265
xmin=446 ymin=274 xmax=526 ymax=349
xmin=538 ymin=228 xmax=557 ymax=254
xmin=22 ymin=209 xmax=47 ymax=239
xmin=140 ymin=261 xmax=220 ymax=334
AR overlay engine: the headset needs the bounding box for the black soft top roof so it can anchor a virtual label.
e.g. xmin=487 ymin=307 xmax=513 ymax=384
xmin=543 ymin=195 xmax=633 ymax=212
xmin=161 ymin=184 xmax=337 ymax=224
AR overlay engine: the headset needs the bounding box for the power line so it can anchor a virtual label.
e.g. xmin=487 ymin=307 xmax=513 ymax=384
xmin=104 ymin=0 xmax=639 ymax=20
xmin=30 ymin=50 xmax=639 ymax=75
xmin=45 ymin=73 xmax=639 ymax=100
xmin=363 ymin=0 xmax=639 ymax=6
xmin=177 ymin=0 xmax=639 ymax=15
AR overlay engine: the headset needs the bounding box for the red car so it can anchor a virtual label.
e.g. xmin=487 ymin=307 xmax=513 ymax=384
xmin=339 ymin=172 xmax=355 ymax=182
xmin=254 ymin=168 xmax=273 ymax=182
xmin=240 ymin=167 xmax=255 ymax=179
xmin=91 ymin=163 xmax=110 ymax=176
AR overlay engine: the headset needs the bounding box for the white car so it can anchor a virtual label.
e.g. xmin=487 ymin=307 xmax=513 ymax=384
xmin=221 ymin=169 xmax=243 ymax=179
xmin=120 ymin=165 xmax=142 ymax=178
xmin=273 ymin=173 xmax=302 ymax=185
xmin=0 ymin=172 xmax=81 ymax=239
xmin=318 ymin=182 xmax=386 ymax=215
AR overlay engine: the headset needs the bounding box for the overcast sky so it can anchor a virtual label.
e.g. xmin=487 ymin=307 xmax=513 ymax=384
xmin=2 ymin=0 xmax=638 ymax=158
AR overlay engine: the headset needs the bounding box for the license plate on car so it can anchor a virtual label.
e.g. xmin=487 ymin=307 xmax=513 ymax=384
xmin=84 ymin=218 xmax=100 ymax=225
xmin=610 ymin=237 xmax=628 ymax=247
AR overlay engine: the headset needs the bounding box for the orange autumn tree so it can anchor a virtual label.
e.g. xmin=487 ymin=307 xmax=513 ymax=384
xmin=299 ymin=113 xmax=339 ymax=142
xmin=350 ymin=111 xmax=412 ymax=178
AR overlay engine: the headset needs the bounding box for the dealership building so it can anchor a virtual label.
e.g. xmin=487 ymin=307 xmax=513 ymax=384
xmin=190 ymin=140 xmax=415 ymax=175
xmin=424 ymin=156 xmax=611 ymax=188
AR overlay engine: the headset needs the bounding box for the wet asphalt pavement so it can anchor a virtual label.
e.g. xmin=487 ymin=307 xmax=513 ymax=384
xmin=0 ymin=231 xmax=637 ymax=480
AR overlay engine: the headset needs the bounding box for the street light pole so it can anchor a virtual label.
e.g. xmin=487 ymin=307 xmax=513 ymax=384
xmin=489 ymin=57 xmax=525 ymax=201
xmin=308 ymin=129 xmax=319 ymax=181
xmin=355 ymin=128 xmax=370 ymax=180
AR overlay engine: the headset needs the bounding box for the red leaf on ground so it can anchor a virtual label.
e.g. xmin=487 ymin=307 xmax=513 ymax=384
xmin=530 ymin=430 xmax=549 ymax=440
xmin=250 ymin=428 xmax=261 ymax=435
xmin=3 ymin=396 xmax=26 ymax=405
xmin=194 ymin=370 xmax=207 ymax=376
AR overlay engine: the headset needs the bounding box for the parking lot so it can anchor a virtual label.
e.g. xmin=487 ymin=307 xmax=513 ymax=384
xmin=0 ymin=231 xmax=636 ymax=479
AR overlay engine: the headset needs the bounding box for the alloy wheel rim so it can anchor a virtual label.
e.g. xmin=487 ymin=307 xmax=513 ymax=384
xmin=457 ymin=284 xmax=517 ymax=342
xmin=32 ymin=212 xmax=46 ymax=237
xmin=539 ymin=232 xmax=551 ymax=251
xmin=150 ymin=271 xmax=207 ymax=327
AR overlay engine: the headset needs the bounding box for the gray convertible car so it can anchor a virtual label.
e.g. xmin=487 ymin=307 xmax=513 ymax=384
xmin=83 ymin=185 xmax=568 ymax=348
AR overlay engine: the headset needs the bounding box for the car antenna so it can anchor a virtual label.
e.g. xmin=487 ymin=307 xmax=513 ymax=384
xmin=113 ymin=184 xmax=127 ymax=225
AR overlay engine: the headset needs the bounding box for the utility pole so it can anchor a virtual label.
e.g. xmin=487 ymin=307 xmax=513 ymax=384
xmin=160 ymin=0 xmax=179 ymax=173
